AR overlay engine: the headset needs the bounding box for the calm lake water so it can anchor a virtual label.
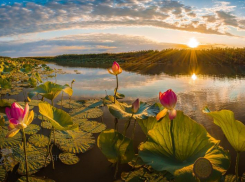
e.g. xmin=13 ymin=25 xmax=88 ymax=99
xmin=43 ymin=63 xmax=245 ymax=180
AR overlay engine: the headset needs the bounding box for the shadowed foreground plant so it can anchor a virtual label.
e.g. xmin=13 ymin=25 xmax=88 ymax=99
xmin=5 ymin=102 xmax=34 ymax=182
xmin=203 ymin=108 xmax=245 ymax=182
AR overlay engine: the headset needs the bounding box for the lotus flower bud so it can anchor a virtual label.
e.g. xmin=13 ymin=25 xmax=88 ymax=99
xmin=131 ymin=99 xmax=140 ymax=114
xmin=159 ymin=89 xmax=177 ymax=110
xmin=108 ymin=61 xmax=122 ymax=75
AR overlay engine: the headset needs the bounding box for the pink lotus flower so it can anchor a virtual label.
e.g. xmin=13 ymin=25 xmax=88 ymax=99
xmin=157 ymin=89 xmax=177 ymax=120
xmin=5 ymin=102 xmax=34 ymax=138
xmin=131 ymin=99 xmax=140 ymax=113
xmin=108 ymin=61 xmax=122 ymax=75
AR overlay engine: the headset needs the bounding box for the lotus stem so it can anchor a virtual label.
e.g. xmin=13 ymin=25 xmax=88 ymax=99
xmin=170 ymin=119 xmax=175 ymax=159
xmin=21 ymin=129 xmax=29 ymax=182
xmin=114 ymin=74 xmax=118 ymax=103
xmin=51 ymin=99 xmax=54 ymax=106
xmin=52 ymin=127 xmax=56 ymax=145
xmin=61 ymin=91 xmax=63 ymax=109
xmin=235 ymin=152 xmax=240 ymax=182
xmin=114 ymin=161 xmax=119 ymax=179
xmin=114 ymin=118 xmax=118 ymax=131
xmin=131 ymin=119 xmax=137 ymax=140
xmin=50 ymin=144 xmax=55 ymax=169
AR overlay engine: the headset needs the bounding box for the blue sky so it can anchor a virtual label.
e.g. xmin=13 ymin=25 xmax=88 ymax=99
xmin=0 ymin=0 xmax=245 ymax=57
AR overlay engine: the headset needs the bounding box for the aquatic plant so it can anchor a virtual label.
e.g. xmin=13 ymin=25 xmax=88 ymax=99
xmin=5 ymin=102 xmax=34 ymax=181
xmin=139 ymin=111 xmax=230 ymax=182
xmin=108 ymin=61 xmax=122 ymax=103
xmin=28 ymin=81 xmax=73 ymax=105
xmin=203 ymin=108 xmax=245 ymax=182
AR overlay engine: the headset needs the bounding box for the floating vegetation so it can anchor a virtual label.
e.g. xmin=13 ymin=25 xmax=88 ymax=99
xmin=29 ymin=134 xmax=49 ymax=148
xmin=59 ymin=153 xmax=80 ymax=165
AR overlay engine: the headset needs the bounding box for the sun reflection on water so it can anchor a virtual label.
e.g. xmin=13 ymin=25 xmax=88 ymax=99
xmin=191 ymin=73 xmax=197 ymax=80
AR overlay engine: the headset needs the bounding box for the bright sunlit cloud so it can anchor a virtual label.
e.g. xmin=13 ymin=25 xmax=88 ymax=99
xmin=187 ymin=38 xmax=199 ymax=48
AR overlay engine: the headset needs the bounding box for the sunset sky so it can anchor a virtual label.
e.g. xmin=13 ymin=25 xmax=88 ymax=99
xmin=0 ymin=0 xmax=245 ymax=57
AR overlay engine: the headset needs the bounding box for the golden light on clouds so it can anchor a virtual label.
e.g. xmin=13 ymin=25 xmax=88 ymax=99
xmin=187 ymin=38 xmax=199 ymax=48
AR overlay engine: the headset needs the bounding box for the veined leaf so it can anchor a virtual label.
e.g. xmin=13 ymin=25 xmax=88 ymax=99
xmin=39 ymin=102 xmax=77 ymax=130
xmin=97 ymin=129 xmax=135 ymax=164
xmin=204 ymin=109 xmax=245 ymax=152
xmin=139 ymin=111 xmax=230 ymax=182
xmin=108 ymin=102 xmax=161 ymax=120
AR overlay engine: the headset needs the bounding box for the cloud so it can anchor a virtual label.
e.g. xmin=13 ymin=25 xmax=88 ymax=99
xmin=0 ymin=33 xmax=187 ymax=57
xmin=0 ymin=0 xmax=244 ymax=38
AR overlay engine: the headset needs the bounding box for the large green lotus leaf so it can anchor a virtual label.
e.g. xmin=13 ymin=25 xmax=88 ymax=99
xmin=29 ymin=134 xmax=49 ymax=148
xmin=174 ymin=145 xmax=230 ymax=182
xmin=0 ymin=165 xmax=6 ymax=182
xmin=52 ymin=130 xmax=95 ymax=154
xmin=56 ymin=99 xmax=83 ymax=109
xmin=97 ymin=129 xmax=135 ymax=164
xmin=0 ymin=127 xmax=22 ymax=148
xmin=139 ymin=111 xmax=230 ymax=181
xmin=17 ymin=176 xmax=55 ymax=182
xmin=59 ymin=152 xmax=80 ymax=165
xmin=28 ymin=81 xmax=72 ymax=100
xmin=204 ymin=109 xmax=245 ymax=152
xmin=114 ymin=89 xmax=125 ymax=99
xmin=24 ymin=124 xmax=41 ymax=135
xmin=79 ymin=120 xmax=106 ymax=133
xmin=137 ymin=117 xmax=158 ymax=136
xmin=69 ymin=107 xmax=103 ymax=119
xmin=39 ymin=102 xmax=77 ymax=130
xmin=12 ymin=143 xmax=50 ymax=175
xmin=108 ymin=102 xmax=161 ymax=120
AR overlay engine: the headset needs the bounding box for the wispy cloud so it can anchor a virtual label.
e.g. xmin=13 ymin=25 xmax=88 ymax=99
xmin=0 ymin=0 xmax=244 ymax=37
xmin=0 ymin=33 xmax=188 ymax=57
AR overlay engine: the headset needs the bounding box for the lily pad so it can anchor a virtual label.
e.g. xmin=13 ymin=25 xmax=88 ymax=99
xmin=24 ymin=124 xmax=41 ymax=135
xmin=0 ymin=127 xmax=22 ymax=148
xmin=59 ymin=153 xmax=80 ymax=165
xmin=77 ymin=99 xmax=103 ymax=108
xmin=12 ymin=143 xmax=50 ymax=175
xmin=17 ymin=176 xmax=55 ymax=182
xmin=0 ymin=165 xmax=6 ymax=182
xmin=108 ymin=102 xmax=161 ymax=120
xmin=1 ymin=148 xmax=18 ymax=172
xmin=29 ymin=134 xmax=49 ymax=148
xmin=72 ymin=118 xmax=89 ymax=126
xmin=69 ymin=107 xmax=103 ymax=119
xmin=56 ymin=99 xmax=83 ymax=109
xmin=19 ymin=102 xmax=35 ymax=110
xmin=79 ymin=120 xmax=106 ymax=133
xmin=204 ymin=109 xmax=245 ymax=152
xmin=52 ymin=130 xmax=95 ymax=154
xmin=139 ymin=111 xmax=230 ymax=182
xmin=97 ymin=129 xmax=135 ymax=164
xmin=38 ymin=115 xmax=49 ymax=121
xmin=41 ymin=121 xmax=52 ymax=129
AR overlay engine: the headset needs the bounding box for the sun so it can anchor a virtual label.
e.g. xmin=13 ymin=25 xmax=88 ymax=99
xmin=187 ymin=38 xmax=199 ymax=48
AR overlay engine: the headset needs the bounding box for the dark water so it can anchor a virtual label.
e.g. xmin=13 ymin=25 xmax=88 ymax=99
xmin=7 ymin=63 xmax=245 ymax=181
